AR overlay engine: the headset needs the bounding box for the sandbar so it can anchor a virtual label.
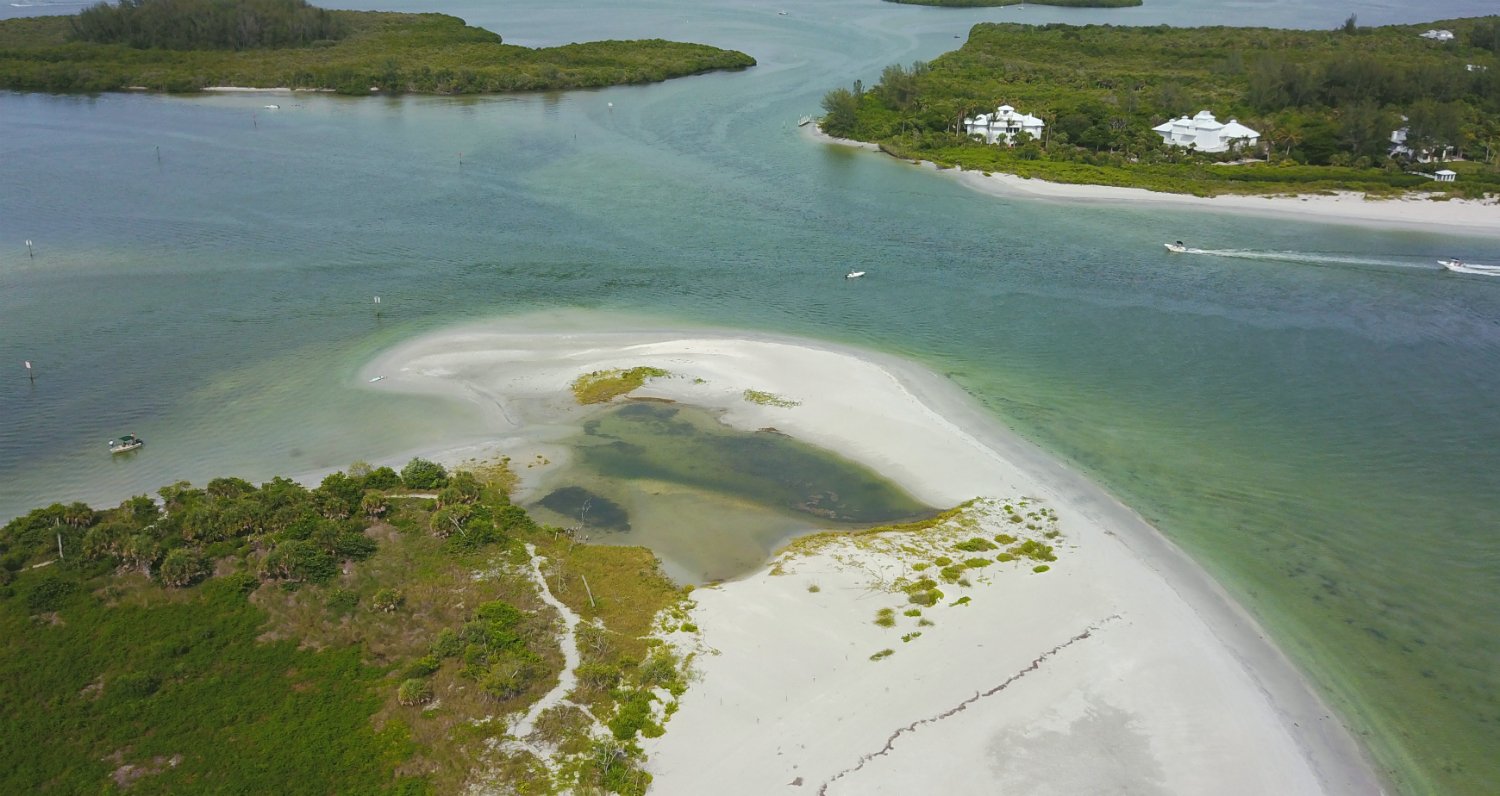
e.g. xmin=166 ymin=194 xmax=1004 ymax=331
xmin=361 ymin=313 xmax=1384 ymax=795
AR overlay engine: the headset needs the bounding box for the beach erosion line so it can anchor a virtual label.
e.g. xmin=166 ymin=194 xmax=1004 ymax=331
xmin=359 ymin=313 xmax=1385 ymax=795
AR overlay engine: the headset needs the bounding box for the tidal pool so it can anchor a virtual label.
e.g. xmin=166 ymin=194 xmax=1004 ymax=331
xmin=525 ymin=401 xmax=934 ymax=583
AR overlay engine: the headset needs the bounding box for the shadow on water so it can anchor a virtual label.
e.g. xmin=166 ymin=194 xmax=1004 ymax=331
xmin=524 ymin=401 xmax=937 ymax=583
xmin=536 ymin=485 xmax=631 ymax=533
xmin=583 ymin=402 xmax=931 ymax=523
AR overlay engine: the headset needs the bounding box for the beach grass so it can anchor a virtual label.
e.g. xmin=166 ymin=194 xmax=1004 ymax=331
xmin=742 ymin=389 xmax=800 ymax=408
xmin=571 ymin=367 xmax=670 ymax=405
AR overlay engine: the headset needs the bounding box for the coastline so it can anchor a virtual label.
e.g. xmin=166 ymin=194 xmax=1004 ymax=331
xmin=808 ymin=125 xmax=1500 ymax=237
xmin=360 ymin=313 xmax=1385 ymax=795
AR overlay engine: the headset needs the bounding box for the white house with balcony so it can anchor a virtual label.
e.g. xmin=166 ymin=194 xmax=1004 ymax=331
xmin=964 ymin=105 xmax=1045 ymax=145
xmin=1151 ymin=110 xmax=1260 ymax=153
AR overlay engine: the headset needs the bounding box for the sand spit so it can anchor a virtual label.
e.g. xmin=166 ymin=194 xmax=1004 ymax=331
xmin=362 ymin=316 xmax=1384 ymax=795
xmin=809 ymin=125 xmax=1500 ymax=237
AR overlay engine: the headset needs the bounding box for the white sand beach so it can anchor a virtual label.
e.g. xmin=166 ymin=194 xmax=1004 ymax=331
xmin=362 ymin=314 xmax=1384 ymax=795
xmin=809 ymin=126 xmax=1500 ymax=237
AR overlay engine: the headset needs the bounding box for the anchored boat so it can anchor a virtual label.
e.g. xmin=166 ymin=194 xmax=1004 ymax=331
xmin=108 ymin=434 xmax=143 ymax=454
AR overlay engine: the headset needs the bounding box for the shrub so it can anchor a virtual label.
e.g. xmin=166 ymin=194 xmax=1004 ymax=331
xmin=908 ymin=589 xmax=942 ymax=606
xmin=993 ymin=533 xmax=1017 ymax=545
xmin=158 ymin=547 xmax=211 ymax=588
xmin=953 ymin=537 xmax=996 ymax=552
xmin=964 ymin=557 xmax=992 ymax=568
xmin=431 ymin=628 xmax=462 ymax=658
xmin=903 ymin=608 xmax=921 ymax=617
xmin=397 ymin=678 xmax=433 ymax=706
xmin=869 ymin=649 xmax=894 ymax=661
xmin=806 ymin=582 xmax=820 ymax=593
xmin=901 ymin=632 xmax=922 ymax=643
xmin=403 ymin=655 xmax=440 ymax=678
xmin=874 ymin=607 xmax=896 ymax=627
xmin=577 ymin=662 xmax=622 ymax=691
xmin=371 ymin=588 xmax=405 ymax=612
xmin=400 ymin=458 xmax=449 ymax=490
xmin=1033 ymin=565 xmax=1051 ymax=574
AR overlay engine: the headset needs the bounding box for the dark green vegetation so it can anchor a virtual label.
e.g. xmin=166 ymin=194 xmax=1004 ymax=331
xmin=577 ymin=402 xmax=934 ymax=524
xmin=0 ymin=458 xmax=685 ymax=794
xmin=823 ymin=18 xmax=1500 ymax=196
xmin=73 ymin=0 xmax=345 ymax=50
xmin=0 ymin=0 xmax=755 ymax=94
xmin=887 ymin=0 xmax=1139 ymax=7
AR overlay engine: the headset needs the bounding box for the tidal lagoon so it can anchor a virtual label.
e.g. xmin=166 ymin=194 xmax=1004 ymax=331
xmin=3 ymin=0 xmax=1499 ymax=792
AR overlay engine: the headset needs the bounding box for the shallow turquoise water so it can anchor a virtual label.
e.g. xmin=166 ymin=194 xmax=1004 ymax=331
xmin=3 ymin=0 xmax=1500 ymax=792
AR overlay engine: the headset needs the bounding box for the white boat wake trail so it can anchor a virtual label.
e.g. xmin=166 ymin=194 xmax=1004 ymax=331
xmin=1181 ymin=248 xmax=1439 ymax=272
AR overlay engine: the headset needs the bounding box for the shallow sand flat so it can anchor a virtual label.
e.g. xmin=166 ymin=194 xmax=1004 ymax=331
xmin=809 ymin=126 xmax=1500 ymax=237
xmin=361 ymin=315 xmax=1383 ymax=795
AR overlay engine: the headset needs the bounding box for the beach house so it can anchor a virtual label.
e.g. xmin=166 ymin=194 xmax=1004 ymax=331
xmin=1389 ymin=120 xmax=1455 ymax=162
xmin=1151 ymin=110 xmax=1260 ymax=153
xmin=964 ymin=105 xmax=1045 ymax=145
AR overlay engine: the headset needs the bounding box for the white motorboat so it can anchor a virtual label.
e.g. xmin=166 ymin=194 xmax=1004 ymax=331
xmin=1439 ymin=259 xmax=1500 ymax=275
xmin=108 ymin=434 xmax=143 ymax=454
xmin=1164 ymin=241 xmax=1187 ymax=253
xmin=845 ymin=270 xmax=866 ymax=279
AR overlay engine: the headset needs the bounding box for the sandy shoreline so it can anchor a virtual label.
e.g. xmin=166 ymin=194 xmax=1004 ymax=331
xmin=808 ymin=125 xmax=1500 ymax=237
xmin=361 ymin=313 xmax=1384 ymax=795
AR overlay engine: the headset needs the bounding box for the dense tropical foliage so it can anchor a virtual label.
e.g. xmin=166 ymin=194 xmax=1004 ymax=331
xmin=73 ymin=0 xmax=345 ymax=50
xmin=0 ymin=459 xmax=685 ymax=794
xmin=823 ymin=18 xmax=1500 ymax=196
xmin=0 ymin=0 xmax=755 ymax=94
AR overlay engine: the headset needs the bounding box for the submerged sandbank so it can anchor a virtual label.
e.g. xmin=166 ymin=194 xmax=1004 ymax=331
xmin=809 ymin=125 xmax=1500 ymax=237
xmin=362 ymin=314 xmax=1383 ymax=795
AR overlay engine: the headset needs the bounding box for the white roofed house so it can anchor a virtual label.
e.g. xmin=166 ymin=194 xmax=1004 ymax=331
xmin=1151 ymin=110 xmax=1260 ymax=154
xmin=964 ymin=104 xmax=1045 ymax=145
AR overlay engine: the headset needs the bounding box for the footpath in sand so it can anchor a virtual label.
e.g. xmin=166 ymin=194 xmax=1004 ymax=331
xmin=363 ymin=317 xmax=1385 ymax=795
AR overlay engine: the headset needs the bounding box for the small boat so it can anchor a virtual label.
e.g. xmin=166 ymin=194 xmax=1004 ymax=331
xmin=797 ymin=115 xmax=813 ymax=127
xmin=778 ymin=10 xmax=788 ymax=15
xmin=1439 ymin=259 xmax=1500 ymax=275
xmin=845 ymin=270 xmax=866 ymax=279
xmin=1164 ymin=241 xmax=1187 ymax=253
xmin=263 ymin=104 xmax=279 ymax=109
xmin=368 ymin=375 xmax=385 ymax=383
xmin=108 ymin=434 xmax=143 ymax=454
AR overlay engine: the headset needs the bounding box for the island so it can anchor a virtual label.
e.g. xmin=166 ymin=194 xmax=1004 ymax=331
xmin=820 ymin=18 xmax=1500 ymax=199
xmin=0 ymin=317 xmax=1386 ymax=794
xmin=0 ymin=0 xmax=755 ymax=95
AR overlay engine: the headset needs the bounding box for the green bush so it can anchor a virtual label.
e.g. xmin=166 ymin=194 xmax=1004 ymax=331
xmin=954 ymin=537 xmax=996 ymax=552
xmin=158 ymin=548 xmax=211 ymax=588
xmin=397 ymin=678 xmax=434 ymax=706
xmin=401 ymin=459 xmax=449 ymax=491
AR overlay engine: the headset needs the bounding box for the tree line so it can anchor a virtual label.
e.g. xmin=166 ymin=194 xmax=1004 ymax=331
xmin=72 ymin=0 xmax=346 ymax=51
